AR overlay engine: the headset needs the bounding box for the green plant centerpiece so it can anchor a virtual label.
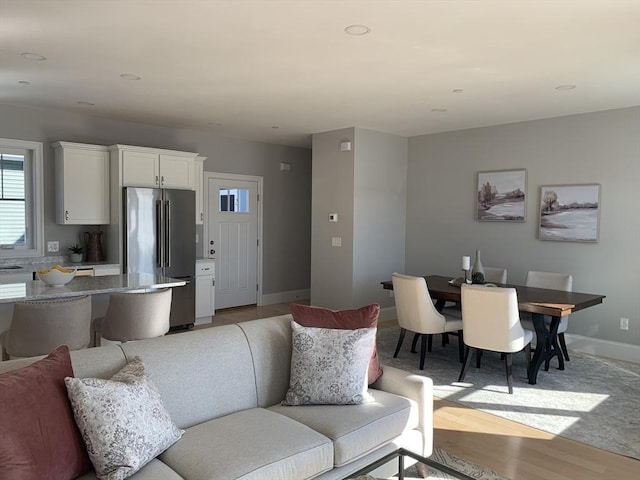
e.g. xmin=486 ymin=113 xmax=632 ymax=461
xmin=68 ymin=244 xmax=84 ymax=254
xmin=471 ymin=271 xmax=485 ymax=284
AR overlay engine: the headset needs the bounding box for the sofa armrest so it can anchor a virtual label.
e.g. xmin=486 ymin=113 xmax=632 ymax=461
xmin=371 ymin=364 xmax=433 ymax=457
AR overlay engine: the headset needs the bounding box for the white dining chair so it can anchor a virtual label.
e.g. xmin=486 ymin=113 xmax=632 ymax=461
xmin=483 ymin=267 xmax=507 ymax=284
xmin=458 ymin=284 xmax=532 ymax=394
xmin=391 ymin=273 xmax=464 ymax=369
xmin=521 ymin=271 xmax=573 ymax=361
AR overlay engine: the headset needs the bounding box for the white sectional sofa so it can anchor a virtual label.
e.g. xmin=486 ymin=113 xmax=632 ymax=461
xmin=0 ymin=314 xmax=433 ymax=479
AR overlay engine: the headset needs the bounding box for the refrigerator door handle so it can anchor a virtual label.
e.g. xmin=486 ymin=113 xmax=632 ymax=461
xmin=156 ymin=200 xmax=163 ymax=268
xmin=165 ymin=200 xmax=171 ymax=268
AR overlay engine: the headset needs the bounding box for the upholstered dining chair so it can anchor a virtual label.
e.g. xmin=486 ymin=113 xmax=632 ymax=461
xmin=391 ymin=273 xmax=464 ymax=369
xmin=482 ymin=267 xmax=508 ymax=284
xmin=93 ymin=288 xmax=172 ymax=346
xmin=458 ymin=284 xmax=533 ymax=394
xmin=521 ymin=271 xmax=573 ymax=361
xmin=1 ymin=295 xmax=92 ymax=361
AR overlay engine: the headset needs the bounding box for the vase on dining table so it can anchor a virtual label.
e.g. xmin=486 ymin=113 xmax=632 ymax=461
xmin=472 ymin=250 xmax=484 ymax=277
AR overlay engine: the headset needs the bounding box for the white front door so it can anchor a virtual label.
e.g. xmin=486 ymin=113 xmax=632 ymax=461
xmin=206 ymin=175 xmax=260 ymax=309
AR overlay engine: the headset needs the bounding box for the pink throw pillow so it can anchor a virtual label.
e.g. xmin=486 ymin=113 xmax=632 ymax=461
xmin=0 ymin=345 xmax=91 ymax=480
xmin=290 ymin=303 xmax=383 ymax=384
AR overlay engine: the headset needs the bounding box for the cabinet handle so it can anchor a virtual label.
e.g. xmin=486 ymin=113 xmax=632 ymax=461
xmin=161 ymin=175 xmax=165 ymax=186
xmin=200 ymin=212 xmax=204 ymax=221
xmin=65 ymin=210 xmax=69 ymax=221
xmin=155 ymin=175 xmax=159 ymax=185
xmin=212 ymin=279 xmax=215 ymax=287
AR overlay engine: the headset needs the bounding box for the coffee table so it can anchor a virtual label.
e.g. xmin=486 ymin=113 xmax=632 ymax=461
xmin=345 ymin=447 xmax=477 ymax=480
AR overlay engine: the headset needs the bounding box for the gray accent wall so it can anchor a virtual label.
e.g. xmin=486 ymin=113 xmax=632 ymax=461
xmin=311 ymin=127 xmax=407 ymax=310
xmin=0 ymin=103 xmax=311 ymax=297
xmin=406 ymin=107 xmax=640 ymax=349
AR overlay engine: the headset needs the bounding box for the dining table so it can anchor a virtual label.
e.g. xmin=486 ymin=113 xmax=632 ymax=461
xmin=381 ymin=275 xmax=606 ymax=384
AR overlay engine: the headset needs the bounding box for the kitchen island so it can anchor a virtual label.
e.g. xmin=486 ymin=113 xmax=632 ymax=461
xmin=0 ymin=273 xmax=186 ymax=304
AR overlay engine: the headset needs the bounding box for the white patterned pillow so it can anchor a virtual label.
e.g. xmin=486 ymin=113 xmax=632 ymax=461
xmin=283 ymin=321 xmax=376 ymax=405
xmin=65 ymin=358 xmax=183 ymax=480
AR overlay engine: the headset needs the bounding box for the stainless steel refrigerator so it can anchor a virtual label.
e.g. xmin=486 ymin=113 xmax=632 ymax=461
xmin=123 ymin=187 xmax=195 ymax=329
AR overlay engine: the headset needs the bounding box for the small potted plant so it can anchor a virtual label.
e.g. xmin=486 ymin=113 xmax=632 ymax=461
xmin=68 ymin=244 xmax=84 ymax=263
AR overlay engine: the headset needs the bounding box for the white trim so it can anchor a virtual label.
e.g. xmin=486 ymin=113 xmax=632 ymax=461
xmin=564 ymin=333 xmax=640 ymax=364
xmin=261 ymin=289 xmax=310 ymax=306
xmin=203 ymin=171 xmax=263 ymax=306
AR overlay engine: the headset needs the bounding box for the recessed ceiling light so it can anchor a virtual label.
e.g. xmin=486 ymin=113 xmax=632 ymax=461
xmin=21 ymin=52 xmax=46 ymax=61
xmin=431 ymin=108 xmax=448 ymax=113
xmin=555 ymin=84 xmax=576 ymax=91
xmin=344 ymin=24 xmax=371 ymax=36
xmin=18 ymin=80 xmax=31 ymax=85
xmin=77 ymin=101 xmax=95 ymax=106
xmin=452 ymin=89 xmax=464 ymax=94
xmin=120 ymin=73 xmax=141 ymax=81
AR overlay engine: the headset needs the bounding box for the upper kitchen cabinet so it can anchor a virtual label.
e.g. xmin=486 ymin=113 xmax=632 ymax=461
xmin=110 ymin=144 xmax=197 ymax=190
xmin=195 ymin=155 xmax=206 ymax=224
xmin=52 ymin=141 xmax=110 ymax=225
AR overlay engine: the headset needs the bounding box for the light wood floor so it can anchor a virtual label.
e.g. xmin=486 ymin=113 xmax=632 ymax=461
xmin=200 ymin=302 xmax=640 ymax=480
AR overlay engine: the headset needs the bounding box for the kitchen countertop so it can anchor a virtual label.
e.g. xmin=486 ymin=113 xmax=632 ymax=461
xmin=0 ymin=273 xmax=186 ymax=304
xmin=0 ymin=260 xmax=120 ymax=275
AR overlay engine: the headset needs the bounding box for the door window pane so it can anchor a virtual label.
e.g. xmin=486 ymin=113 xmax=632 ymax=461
xmin=219 ymin=188 xmax=249 ymax=213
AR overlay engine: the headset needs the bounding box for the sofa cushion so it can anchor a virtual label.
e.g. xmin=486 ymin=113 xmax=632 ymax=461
xmin=283 ymin=321 xmax=376 ymax=406
xmin=0 ymin=345 xmax=91 ymax=480
xmin=271 ymin=389 xmax=417 ymax=467
xmin=65 ymin=358 xmax=183 ymax=480
xmin=75 ymin=459 xmax=183 ymax=480
xmin=290 ymin=303 xmax=383 ymax=384
xmin=160 ymin=408 xmax=333 ymax=480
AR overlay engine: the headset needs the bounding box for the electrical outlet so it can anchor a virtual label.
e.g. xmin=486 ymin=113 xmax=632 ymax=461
xmin=620 ymin=317 xmax=629 ymax=330
xmin=47 ymin=241 xmax=59 ymax=253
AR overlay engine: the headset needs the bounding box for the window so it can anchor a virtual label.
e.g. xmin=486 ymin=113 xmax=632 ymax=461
xmin=0 ymin=138 xmax=44 ymax=258
xmin=219 ymin=187 xmax=249 ymax=213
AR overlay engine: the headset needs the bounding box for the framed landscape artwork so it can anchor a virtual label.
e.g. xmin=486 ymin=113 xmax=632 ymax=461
xmin=476 ymin=169 xmax=526 ymax=222
xmin=538 ymin=184 xmax=601 ymax=242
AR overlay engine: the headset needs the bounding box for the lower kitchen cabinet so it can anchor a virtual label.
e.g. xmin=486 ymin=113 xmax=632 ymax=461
xmin=195 ymin=259 xmax=215 ymax=324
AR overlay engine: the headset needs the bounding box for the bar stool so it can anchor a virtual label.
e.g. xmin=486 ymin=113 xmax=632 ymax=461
xmin=93 ymin=288 xmax=172 ymax=346
xmin=1 ymin=295 xmax=92 ymax=361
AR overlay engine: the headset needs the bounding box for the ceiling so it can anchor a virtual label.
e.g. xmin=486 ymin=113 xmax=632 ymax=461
xmin=1 ymin=1 xmax=639 ymax=148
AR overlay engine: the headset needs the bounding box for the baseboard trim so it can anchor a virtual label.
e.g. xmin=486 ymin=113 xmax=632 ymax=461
xmin=378 ymin=306 xmax=639 ymax=364
xmin=260 ymin=289 xmax=310 ymax=306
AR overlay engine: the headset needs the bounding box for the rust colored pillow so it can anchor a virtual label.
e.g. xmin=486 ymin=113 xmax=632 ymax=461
xmin=0 ymin=345 xmax=91 ymax=480
xmin=290 ymin=303 xmax=383 ymax=384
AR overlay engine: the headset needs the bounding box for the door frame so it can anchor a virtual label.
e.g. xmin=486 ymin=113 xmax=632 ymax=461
xmin=203 ymin=172 xmax=264 ymax=307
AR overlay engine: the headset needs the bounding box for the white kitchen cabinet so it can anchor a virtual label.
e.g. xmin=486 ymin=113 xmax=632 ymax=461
xmin=113 ymin=145 xmax=197 ymax=190
xmin=94 ymin=265 xmax=121 ymax=276
xmin=195 ymin=259 xmax=215 ymax=324
xmin=194 ymin=155 xmax=206 ymax=224
xmin=52 ymin=142 xmax=110 ymax=225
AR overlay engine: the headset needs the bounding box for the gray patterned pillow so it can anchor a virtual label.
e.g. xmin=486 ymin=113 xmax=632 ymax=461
xmin=65 ymin=358 xmax=183 ymax=480
xmin=283 ymin=321 xmax=376 ymax=405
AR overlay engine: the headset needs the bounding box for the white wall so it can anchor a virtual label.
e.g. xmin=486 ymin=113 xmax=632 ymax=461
xmin=406 ymin=107 xmax=640 ymax=357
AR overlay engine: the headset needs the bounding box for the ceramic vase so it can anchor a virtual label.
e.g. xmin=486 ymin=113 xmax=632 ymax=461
xmin=472 ymin=249 xmax=484 ymax=277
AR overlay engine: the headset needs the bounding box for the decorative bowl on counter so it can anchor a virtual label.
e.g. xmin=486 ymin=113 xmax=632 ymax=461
xmin=37 ymin=265 xmax=77 ymax=286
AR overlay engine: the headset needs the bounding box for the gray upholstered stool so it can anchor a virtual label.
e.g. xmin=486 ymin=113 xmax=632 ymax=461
xmin=1 ymin=295 xmax=92 ymax=361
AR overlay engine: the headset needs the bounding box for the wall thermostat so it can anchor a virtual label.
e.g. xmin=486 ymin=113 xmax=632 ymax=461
xmin=329 ymin=213 xmax=338 ymax=222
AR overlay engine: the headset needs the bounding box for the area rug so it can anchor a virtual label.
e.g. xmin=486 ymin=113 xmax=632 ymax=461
xmin=376 ymin=327 xmax=640 ymax=460
xmin=352 ymin=447 xmax=508 ymax=480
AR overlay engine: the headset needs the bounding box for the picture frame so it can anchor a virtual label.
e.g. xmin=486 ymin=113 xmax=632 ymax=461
xmin=538 ymin=184 xmax=601 ymax=242
xmin=476 ymin=169 xmax=526 ymax=222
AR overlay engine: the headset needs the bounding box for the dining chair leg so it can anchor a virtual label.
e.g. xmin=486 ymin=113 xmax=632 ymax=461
xmin=558 ymin=333 xmax=570 ymax=361
xmin=504 ymin=353 xmax=514 ymax=394
xmin=427 ymin=334 xmax=433 ymax=353
xmin=411 ymin=333 xmax=419 ymax=353
xmin=458 ymin=346 xmax=474 ymax=382
xmin=457 ymin=330 xmax=464 ymax=363
xmin=393 ymin=328 xmax=407 ymax=358
xmin=442 ymin=333 xmax=449 ymax=346
xmin=419 ymin=335 xmax=428 ymax=370
xmin=476 ymin=349 xmax=483 ymax=368
xmin=524 ymin=343 xmax=532 ymax=381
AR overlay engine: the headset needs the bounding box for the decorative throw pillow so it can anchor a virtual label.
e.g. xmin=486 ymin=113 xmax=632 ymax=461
xmin=65 ymin=358 xmax=183 ymax=480
xmin=290 ymin=303 xmax=383 ymax=384
xmin=282 ymin=321 xmax=376 ymax=406
xmin=0 ymin=345 xmax=91 ymax=480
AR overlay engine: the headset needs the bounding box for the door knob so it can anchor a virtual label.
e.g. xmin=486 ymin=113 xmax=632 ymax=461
xmin=210 ymin=249 xmax=216 ymax=255
xmin=210 ymin=240 xmax=214 ymax=245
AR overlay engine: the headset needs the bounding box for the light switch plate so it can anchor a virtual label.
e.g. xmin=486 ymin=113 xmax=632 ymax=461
xmin=47 ymin=241 xmax=59 ymax=252
xmin=329 ymin=213 xmax=338 ymax=222
xmin=331 ymin=237 xmax=342 ymax=247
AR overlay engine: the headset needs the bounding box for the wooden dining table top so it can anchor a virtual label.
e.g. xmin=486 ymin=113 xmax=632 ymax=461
xmin=381 ymin=274 xmax=606 ymax=317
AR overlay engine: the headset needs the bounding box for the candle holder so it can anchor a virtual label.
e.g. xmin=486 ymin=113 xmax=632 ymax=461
xmin=462 ymin=268 xmax=471 ymax=284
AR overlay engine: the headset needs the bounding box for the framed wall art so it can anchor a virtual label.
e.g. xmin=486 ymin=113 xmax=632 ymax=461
xmin=538 ymin=184 xmax=601 ymax=242
xmin=476 ymin=169 xmax=526 ymax=222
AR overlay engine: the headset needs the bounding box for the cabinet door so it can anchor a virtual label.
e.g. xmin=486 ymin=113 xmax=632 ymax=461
xmin=194 ymin=156 xmax=205 ymax=224
xmin=195 ymin=275 xmax=214 ymax=318
xmin=55 ymin=145 xmax=110 ymax=224
xmin=159 ymin=154 xmax=194 ymax=189
xmin=122 ymin=150 xmax=159 ymax=187
xmin=94 ymin=266 xmax=121 ymax=276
